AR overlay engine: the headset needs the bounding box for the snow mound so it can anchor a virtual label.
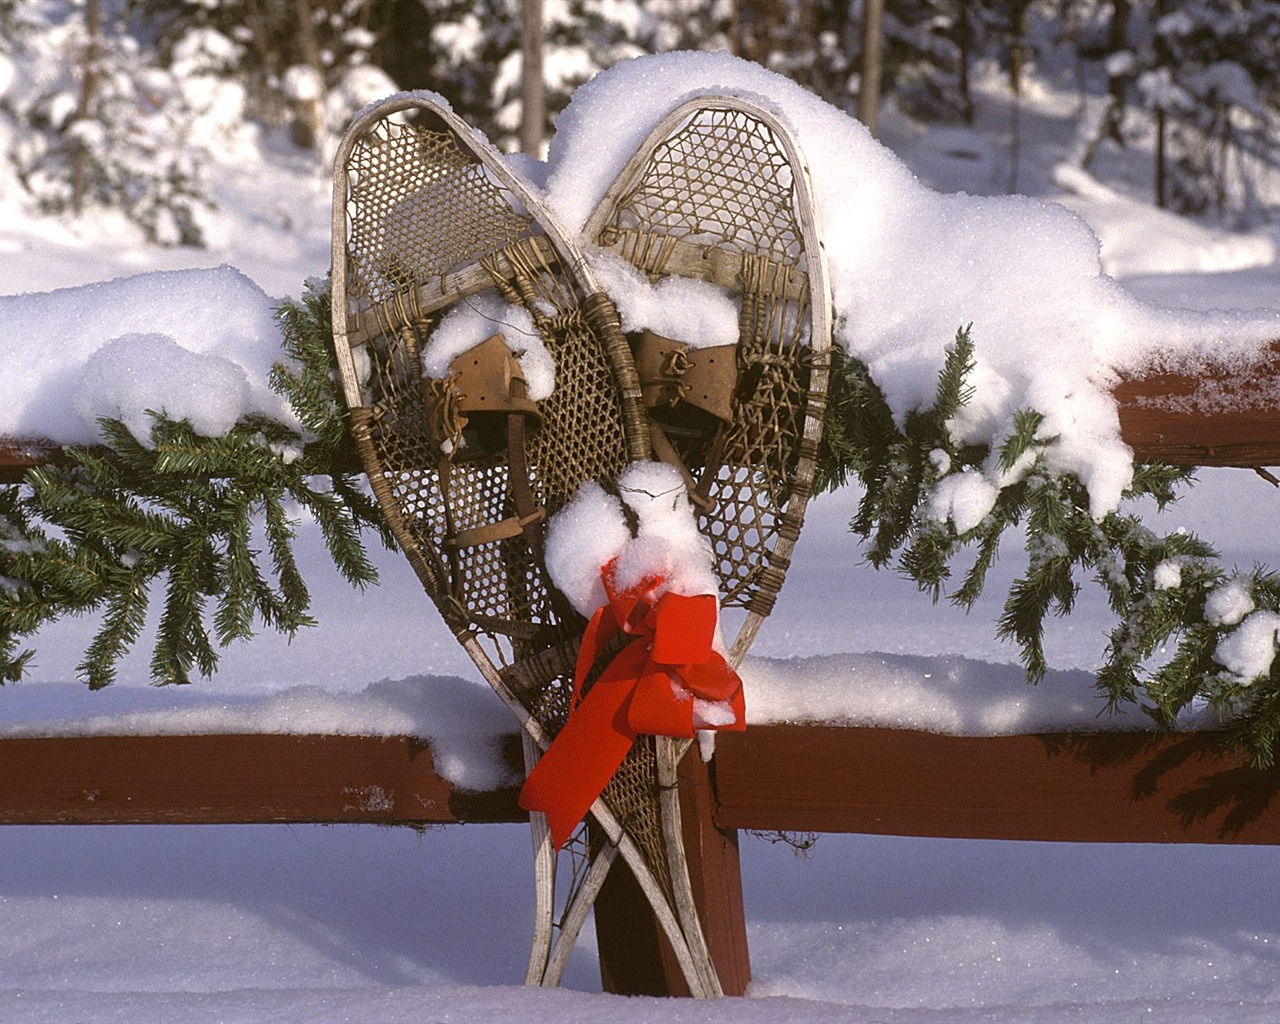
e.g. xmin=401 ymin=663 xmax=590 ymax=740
xmin=4 ymin=652 xmax=1198 ymax=748
xmin=1051 ymin=163 xmax=1276 ymax=277
xmin=741 ymin=650 xmax=1181 ymax=733
xmin=0 ymin=676 xmax=519 ymax=792
xmin=0 ymin=265 xmax=295 ymax=446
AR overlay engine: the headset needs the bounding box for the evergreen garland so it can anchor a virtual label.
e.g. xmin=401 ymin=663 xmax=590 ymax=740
xmin=0 ymin=283 xmax=391 ymax=688
xmin=7 ymin=295 xmax=1280 ymax=769
xmin=817 ymin=327 xmax=1280 ymax=768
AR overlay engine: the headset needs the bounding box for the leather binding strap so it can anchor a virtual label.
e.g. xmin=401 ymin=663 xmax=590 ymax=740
xmin=425 ymin=333 xmax=547 ymax=600
xmin=634 ymin=330 xmax=738 ymax=512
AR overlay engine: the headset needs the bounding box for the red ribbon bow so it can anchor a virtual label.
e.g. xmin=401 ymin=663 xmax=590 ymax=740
xmin=519 ymin=558 xmax=745 ymax=849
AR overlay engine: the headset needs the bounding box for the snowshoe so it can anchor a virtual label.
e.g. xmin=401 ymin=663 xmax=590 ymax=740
xmin=575 ymin=94 xmax=833 ymax=998
xmin=329 ymin=94 xmax=723 ymax=997
xmin=583 ymin=95 xmax=834 ymax=666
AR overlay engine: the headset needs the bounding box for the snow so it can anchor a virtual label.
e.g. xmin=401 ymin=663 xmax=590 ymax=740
xmin=1214 ymin=611 xmax=1280 ymax=684
xmin=6 ymin=43 xmax=1280 ymax=1024
xmin=924 ymin=468 xmax=999 ymax=536
xmin=612 ymin=460 xmax=720 ymax=600
xmin=282 ymin=65 xmax=323 ymax=104
xmin=593 ymin=254 xmax=741 ymax=348
xmin=1205 ymin=580 xmax=1255 ymax=627
xmin=424 ymin=293 xmax=554 ymax=400
xmin=544 ymin=482 xmax=634 ymax=617
xmin=0 ymin=265 xmax=296 ymax=446
xmin=546 ymin=462 xmax=723 ymax=618
xmin=1154 ymin=559 xmax=1183 ymax=590
xmin=1051 ymin=162 xmax=1277 ymax=276
xmin=745 ymin=651 xmax=1156 ymax=735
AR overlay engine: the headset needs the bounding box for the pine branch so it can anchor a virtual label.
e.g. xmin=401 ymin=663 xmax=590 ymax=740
xmin=815 ymin=322 xmax=1280 ymax=767
xmin=932 ymin=326 xmax=976 ymax=423
xmin=1 ymin=279 xmax=389 ymax=688
xmin=79 ymin=564 xmax=152 ymax=690
xmin=997 ymin=409 xmax=1047 ymax=474
xmin=816 ymin=344 xmax=899 ymax=497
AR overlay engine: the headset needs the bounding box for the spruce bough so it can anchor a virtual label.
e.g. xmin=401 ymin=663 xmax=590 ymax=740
xmin=818 ymin=327 xmax=1280 ymax=768
xmin=0 ymin=284 xmax=391 ymax=688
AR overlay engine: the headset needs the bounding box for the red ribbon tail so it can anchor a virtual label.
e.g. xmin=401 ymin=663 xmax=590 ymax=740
xmin=574 ymin=605 xmax=615 ymax=707
xmin=518 ymin=647 xmax=647 ymax=850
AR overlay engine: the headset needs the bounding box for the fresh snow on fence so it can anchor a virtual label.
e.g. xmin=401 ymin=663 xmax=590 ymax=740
xmin=5 ymin=53 xmax=1280 ymax=521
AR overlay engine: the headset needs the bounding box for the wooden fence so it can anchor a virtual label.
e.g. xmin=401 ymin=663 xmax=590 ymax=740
xmin=4 ymin=353 xmax=1280 ymax=994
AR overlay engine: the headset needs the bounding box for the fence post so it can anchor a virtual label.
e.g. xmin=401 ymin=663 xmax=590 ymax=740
xmin=593 ymin=743 xmax=750 ymax=996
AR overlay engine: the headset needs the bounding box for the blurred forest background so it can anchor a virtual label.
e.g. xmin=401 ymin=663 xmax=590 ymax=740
xmin=1 ymin=0 xmax=1277 ymax=246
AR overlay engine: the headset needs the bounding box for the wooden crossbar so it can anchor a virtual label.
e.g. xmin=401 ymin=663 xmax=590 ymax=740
xmin=0 ymin=439 xmax=70 ymax=482
xmin=712 ymin=726 xmax=1280 ymax=845
xmin=0 ymin=732 xmax=524 ymax=827
xmin=1113 ymin=350 xmax=1280 ymax=466
xmin=5 ymin=725 xmax=1274 ymax=841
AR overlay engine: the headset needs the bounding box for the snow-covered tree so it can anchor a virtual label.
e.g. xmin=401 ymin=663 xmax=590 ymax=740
xmin=0 ymin=0 xmax=32 ymax=204
xmin=785 ymin=0 xmax=1045 ymax=127
xmin=419 ymin=0 xmax=732 ymax=153
xmin=3 ymin=0 xmax=238 ymax=245
xmin=1061 ymin=0 xmax=1280 ymax=223
xmin=8 ymin=0 xmax=1280 ymax=238
xmin=1133 ymin=1 xmax=1280 ymax=223
xmin=137 ymin=0 xmax=396 ymax=156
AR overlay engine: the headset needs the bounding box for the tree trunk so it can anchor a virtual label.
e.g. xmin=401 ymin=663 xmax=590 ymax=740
xmin=792 ymin=0 xmax=815 ymax=89
xmin=1008 ymin=0 xmax=1030 ymax=98
xmin=1152 ymin=0 xmax=1168 ymax=208
xmin=242 ymin=0 xmax=283 ymax=122
xmin=1065 ymin=94 xmax=1118 ymax=171
xmin=520 ymin=0 xmax=545 ymax=157
xmin=1108 ymin=0 xmax=1130 ymax=106
xmin=292 ymin=0 xmax=327 ymax=152
xmin=857 ymin=0 xmax=884 ymax=137
xmin=71 ymin=0 xmax=102 ymax=216
xmin=1006 ymin=0 xmax=1031 ymax=193
xmin=1155 ymin=106 xmax=1167 ymax=208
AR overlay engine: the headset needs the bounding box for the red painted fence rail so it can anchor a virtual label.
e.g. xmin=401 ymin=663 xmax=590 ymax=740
xmin=5 ymin=725 xmax=1277 ymax=843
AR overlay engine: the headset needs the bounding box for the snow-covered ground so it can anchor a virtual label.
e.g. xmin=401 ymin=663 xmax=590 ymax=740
xmin=5 ymin=52 xmax=1280 ymax=1023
